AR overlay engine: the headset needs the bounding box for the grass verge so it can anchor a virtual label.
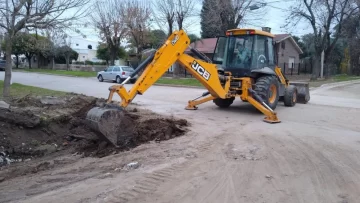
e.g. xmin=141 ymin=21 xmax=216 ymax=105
xmin=308 ymin=75 xmax=360 ymax=87
xmin=155 ymin=77 xmax=203 ymax=87
xmin=17 ymin=68 xmax=97 ymax=77
xmin=0 ymin=80 xmax=67 ymax=100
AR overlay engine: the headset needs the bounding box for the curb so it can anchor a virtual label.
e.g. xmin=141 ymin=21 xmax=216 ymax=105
xmin=13 ymin=70 xmax=94 ymax=78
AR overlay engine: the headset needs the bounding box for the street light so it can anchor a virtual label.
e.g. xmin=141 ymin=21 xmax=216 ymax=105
xmin=249 ymin=3 xmax=267 ymax=10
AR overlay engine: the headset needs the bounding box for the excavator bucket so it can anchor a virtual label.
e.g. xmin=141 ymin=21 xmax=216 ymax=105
xmin=85 ymin=106 xmax=126 ymax=147
xmin=289 ymin=81 xmax=310 ymax=104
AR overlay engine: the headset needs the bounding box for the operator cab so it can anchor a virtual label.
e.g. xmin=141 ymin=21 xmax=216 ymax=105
xmin=212 ymin=29 xmax=276 ymax=78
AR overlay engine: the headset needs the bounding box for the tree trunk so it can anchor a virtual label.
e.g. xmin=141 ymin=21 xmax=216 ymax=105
xmin=15 ymin=55 xmax=19 ymax=69
xmin=3 ymin=37 xmax=13 ymax=98
xmin=65 ymin=55 xmax=70 ymax=71
xmin=110 ymin=45 xmax=119 ymax=66
xmin=26 ymin=55 xmax=32 ymax=69
xmin=311 ymin=54 xmax=321 ymax=80
xmin=172 ymin=62 xmax=180 ymax=78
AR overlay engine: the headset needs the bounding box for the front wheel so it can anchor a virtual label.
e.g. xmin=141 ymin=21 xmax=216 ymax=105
xmin=213 ymin=98 xmax=235 ymax=108
xmin=98 ymin=75 xmax=103 ymax=82
xmin=254 ymin=75 xmax=279 ymax=110
xmin=284 ymin=85 xmax=297 ymax=107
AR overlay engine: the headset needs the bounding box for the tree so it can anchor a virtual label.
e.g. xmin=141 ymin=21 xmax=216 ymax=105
xmin=285 ymin=0 xmax=359 ymax=80
xmin=122 ymin=0 xmax=152 ymax=61
xmin=152 ymin=0 xmax=176 ymax=36
xmin=174 ymin=0 xmax=195 ymax=31
xmin=55 ymin=45 xmax=78 ymax=70
xmin=96 ymin=43 xmax=127 ymax=65
xmin=150 ymin=29 xmax=167 ymax=48
xmin=341 ymin=3 xmax=360 ymax=75
xmin=3 ymin=32 xmax=26 ymax=68
xmin=22 ymin=34 xmax=37 ymax=69
xmin=200 ymin=0 xmax=262 ymax=38
xmin=188 ymin=34 xmax=200 ymax=43
xmin=91 ymin=0 xmax=127 ymax=66
xmin=0 ymin=0 xmax=90 ymax=97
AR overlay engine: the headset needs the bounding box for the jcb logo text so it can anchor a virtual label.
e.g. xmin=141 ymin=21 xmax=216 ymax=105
xmin=191 ymin=60 xmax=211 ymax=81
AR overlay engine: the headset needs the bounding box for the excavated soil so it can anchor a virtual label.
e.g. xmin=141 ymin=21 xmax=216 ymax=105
xmin=0 ymin=93 xmax=188 ymax=178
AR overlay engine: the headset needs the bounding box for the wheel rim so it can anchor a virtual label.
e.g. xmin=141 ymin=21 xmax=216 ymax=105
xmin=99 ymin=76 xmax=102 ymax=81
xmin=269 ymin=84 xmax=277 ymax=103
xmin=117 ymin=77 xmax=120 ymax=83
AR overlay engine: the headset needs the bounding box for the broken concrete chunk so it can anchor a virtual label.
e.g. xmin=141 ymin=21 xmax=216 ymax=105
xmin=0 ymin=101 xmax=10 ymax=110
xmin=40 ymin=96 xmax=66 ymax=105
xmin=126 ymin=162 xmax=140 ymax=169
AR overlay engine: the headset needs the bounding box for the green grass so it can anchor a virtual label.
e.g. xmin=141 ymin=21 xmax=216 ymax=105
xmin=333 ymin=74 xmax=360 ymax=82
xmin=308 ymin=74 xmax=360 ymax=88
xmin=18 ymin=68 xmax=97 ymax=77
xmin=155 ymin=78 xmax=203 ymax=87
xmin=0 ymin=80 xmax=67 ymax=100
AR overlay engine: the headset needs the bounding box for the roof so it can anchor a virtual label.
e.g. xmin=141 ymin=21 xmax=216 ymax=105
xmin=185 ymin=38 xmax=218 ymax=53
xmin=274 ymin=34 xmax=291 ymax=42
xmin=226 ymin=28 xmax=275 ymax=38
xmin=186 ymin=33 xmax=303 ymax=54
xmin=274 ymin=34 xmax=303 ymax=54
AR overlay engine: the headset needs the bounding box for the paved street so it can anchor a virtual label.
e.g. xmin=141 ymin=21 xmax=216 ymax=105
xmin=2 ymin=72 xmax=360 ymax=111
xmin=1 ymin=72 xmax=360 ymax=203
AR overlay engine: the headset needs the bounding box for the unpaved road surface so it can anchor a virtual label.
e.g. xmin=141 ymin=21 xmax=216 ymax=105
xmin=1 ymin=72 xmax=360 ymax=203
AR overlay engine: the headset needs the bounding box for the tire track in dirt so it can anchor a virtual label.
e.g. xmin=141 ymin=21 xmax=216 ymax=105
xmin=289 ymin=135 xmax=360 ymax=202
xmin=101 ymin=130 xmax=228 ymax=203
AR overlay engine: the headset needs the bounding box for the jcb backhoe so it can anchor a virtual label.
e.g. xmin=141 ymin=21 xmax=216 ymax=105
xmin=86 ymin=29 xmax=310 ymax=147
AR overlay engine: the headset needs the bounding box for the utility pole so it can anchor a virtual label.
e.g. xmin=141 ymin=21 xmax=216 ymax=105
xmin=320 ymin=50 xmax=324 ymax=78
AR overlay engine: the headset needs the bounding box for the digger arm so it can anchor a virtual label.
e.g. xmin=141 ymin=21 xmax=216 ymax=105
xmin=107 ymin=30 xmax=231 ymax=107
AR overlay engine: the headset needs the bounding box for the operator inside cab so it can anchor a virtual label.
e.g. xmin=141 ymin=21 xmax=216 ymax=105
xmin=235 ymin=42 xmax=250 ymax=65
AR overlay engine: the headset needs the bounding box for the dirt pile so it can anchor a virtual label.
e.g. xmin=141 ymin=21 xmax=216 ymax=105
xmin=0 ymin=93 xmax=189 ymax=168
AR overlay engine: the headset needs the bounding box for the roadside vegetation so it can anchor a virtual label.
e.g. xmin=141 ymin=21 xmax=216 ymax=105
xmin=155 ymin=78 xmax=202 ymax=87
xmin=0 ymin=80 xmax=66 ymax=100
xmin=18 ymin=69 xmax=96 ymax=78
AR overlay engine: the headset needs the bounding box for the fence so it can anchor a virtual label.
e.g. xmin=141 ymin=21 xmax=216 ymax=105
xmin=281 ymin=62 xmax=313 ymax=76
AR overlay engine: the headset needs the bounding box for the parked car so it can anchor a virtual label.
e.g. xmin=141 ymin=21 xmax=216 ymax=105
xmin=97 ymin=66 xmax=138 ymax=83
xmin=0 ymin=60 xmax=6 ymax=71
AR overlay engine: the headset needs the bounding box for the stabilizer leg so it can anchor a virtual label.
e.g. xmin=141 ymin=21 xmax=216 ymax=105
xmin=186 ymin=92 xmax=216 ymax=110
xmin=247 ymin=89 xmax=281 ymax=123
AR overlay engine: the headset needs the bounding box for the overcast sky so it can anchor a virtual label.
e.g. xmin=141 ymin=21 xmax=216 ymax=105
xmin=71 ymin=0 xmax=313 ymax=43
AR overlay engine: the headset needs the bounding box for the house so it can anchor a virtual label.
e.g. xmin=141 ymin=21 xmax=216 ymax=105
xmin=67 ymin=36 xmax=102 ymax=62
xmin=274 ymin=34 xmax=303 ymax=68
xmin=185 ymin=32 xmax=303 ymax=69
xmin=185 ymin=38 xmax=218 ymax=60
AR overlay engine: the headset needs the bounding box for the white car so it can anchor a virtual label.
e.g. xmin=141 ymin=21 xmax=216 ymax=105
xmin=97 ymin=66 xmax=138 ymax=83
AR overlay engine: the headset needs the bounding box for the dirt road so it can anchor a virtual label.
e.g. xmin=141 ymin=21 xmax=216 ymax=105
xmin=1 ymin=72 xmax=360 ymax=203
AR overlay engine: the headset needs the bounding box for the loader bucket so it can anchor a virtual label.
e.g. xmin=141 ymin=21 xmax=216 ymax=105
xmin=289 ymin=81 xmax=310 ymax=104
xmin=85 ymin=106 xmax=126 ymax=147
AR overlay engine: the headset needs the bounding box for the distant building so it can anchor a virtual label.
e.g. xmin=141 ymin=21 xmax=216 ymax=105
xmin=67 ymin=36 xmax=102 ymax=62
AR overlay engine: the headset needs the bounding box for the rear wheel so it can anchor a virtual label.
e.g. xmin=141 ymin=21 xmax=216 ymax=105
xmin=116 ymin=76 xmax=122 ymax=84
xmin=213 ymin=97 xmax=235 ymax=108
xmin=284 ymin=85 xmax=297 ymax=107
xmin=254 ymin=75 xmax=279 ymax=110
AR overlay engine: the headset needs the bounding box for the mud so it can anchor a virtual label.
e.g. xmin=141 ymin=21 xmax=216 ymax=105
xmin=0 ymin=93 xmax=188 ymax=179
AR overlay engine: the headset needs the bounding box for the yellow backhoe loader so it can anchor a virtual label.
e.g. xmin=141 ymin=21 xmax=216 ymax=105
xmin=86 ymin=28 xmax=310 ymax=147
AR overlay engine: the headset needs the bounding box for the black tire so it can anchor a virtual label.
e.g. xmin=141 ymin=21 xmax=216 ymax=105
xmin=213 ymin=97 xmax=234 ymax=108
xmin=98 ymin=75 xmax=103 ymax=82
xmin=253 ymin=75 xmax=279 ymax=110
xmin=130 ymin=79 xmax=136 ymax=84
xmin=284 ymin=85 xmax=297 ymax=107
xmin=116 ymin=76 xmax=122 ymax=84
